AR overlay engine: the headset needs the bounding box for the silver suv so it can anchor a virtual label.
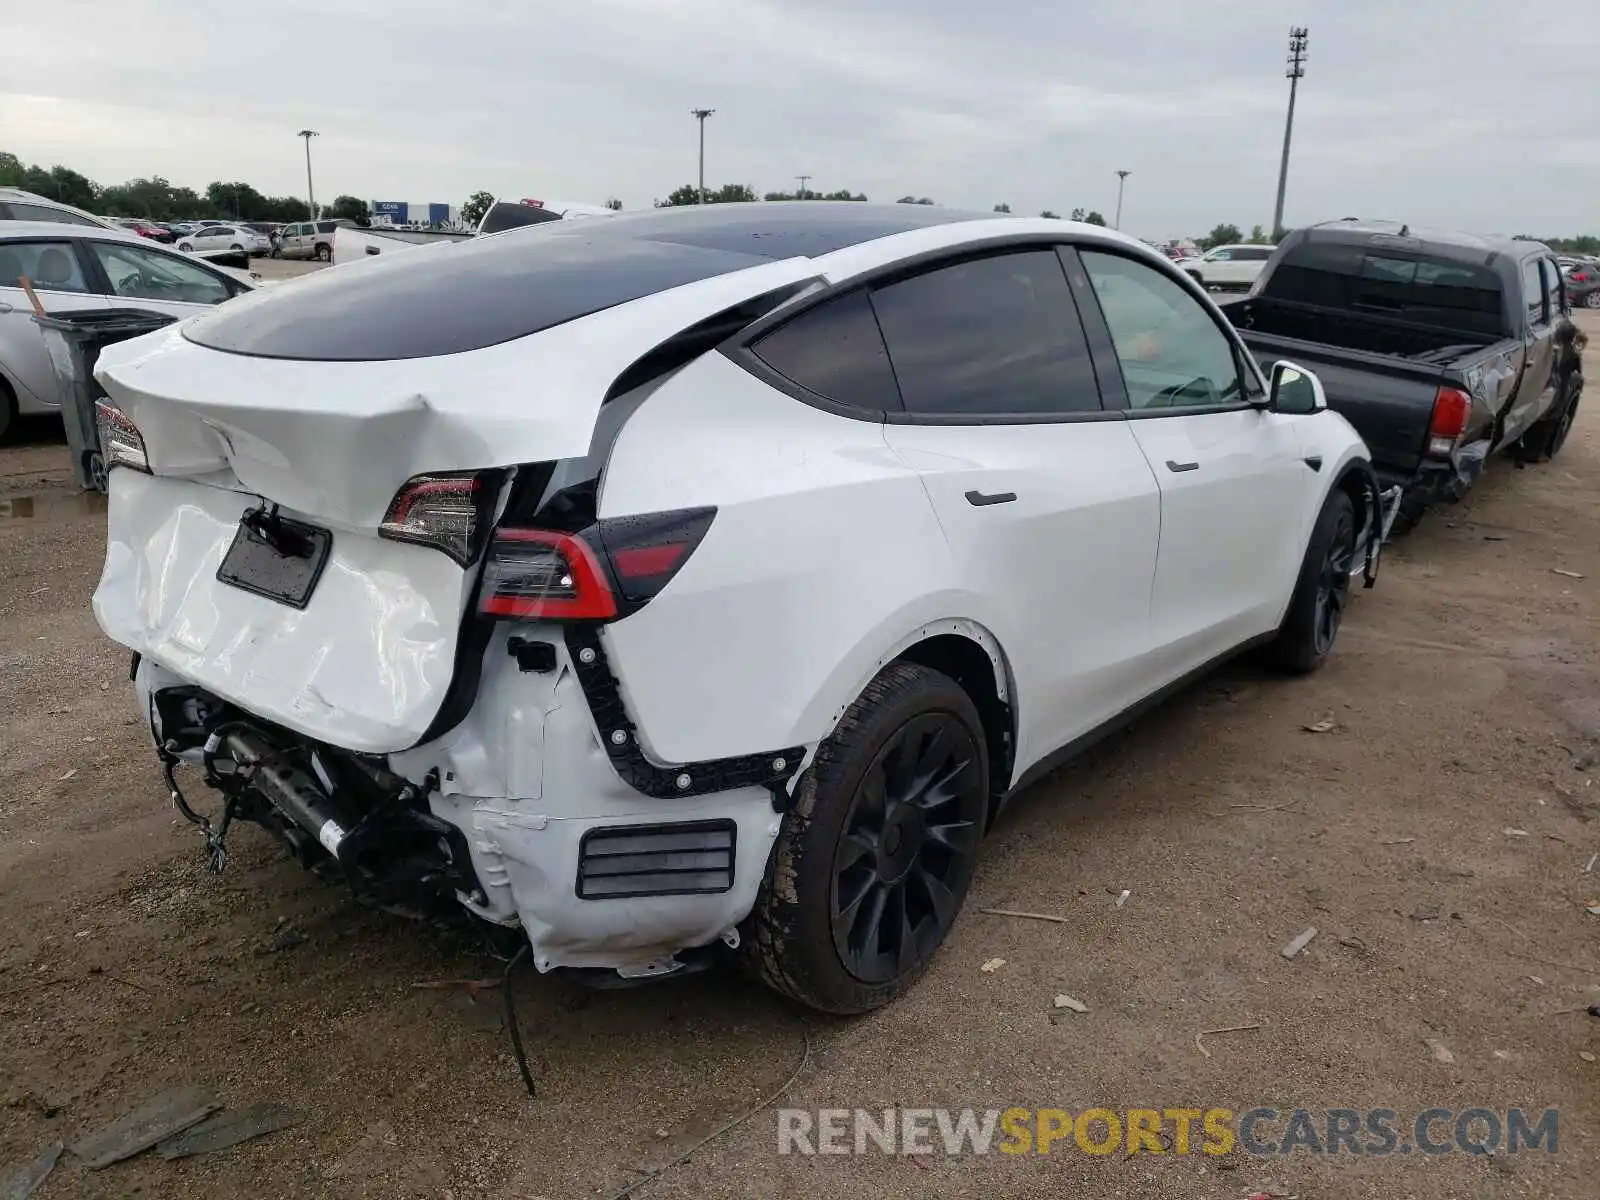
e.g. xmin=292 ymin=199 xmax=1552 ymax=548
xmin=278 ymin=219 xmax=356 ymax=262
xmin=0 ymin=187 xmax=119 ymax=230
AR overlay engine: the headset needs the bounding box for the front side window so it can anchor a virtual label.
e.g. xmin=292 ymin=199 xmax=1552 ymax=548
xmin=751 ymin=288 xmax=902 ymax=411
xmin=1208 ymin=249 xmax=1233 ymax=261
xmin=1080 ymin=250 xmax=1246 ymax=410
xmin=89 ymin=241 xmax=234 ymax=305
xmin=0 ymin=240 xmax=92 ymax=292
xmin=869 ymin=249 xmax=1101 ymax=416
xmin=1522 ymin=258 xmax=1546 ymax=324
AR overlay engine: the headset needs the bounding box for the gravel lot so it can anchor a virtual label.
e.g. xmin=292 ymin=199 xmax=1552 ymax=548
xmin=1 ymin=315 xmax=1597 ymax=1199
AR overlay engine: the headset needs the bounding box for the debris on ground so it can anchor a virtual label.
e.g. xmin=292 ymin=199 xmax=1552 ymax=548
xmin=1281 ymin=927 xmax=1318 ymax=959
xmin=978 ymin=907 xmax=1069 ymax=924
xmin=55 ymin=769 xmax=76 ymax=782
xmin=1410 ymin=904 xmax=1443 ymax=922
xmin=158 ymin=1103 xmax=299 ymax=1160
xmin=1427 ymin=1039 xmax=1456 ymax=1064
xmin=1580 ymin=1051 xmax=1596 ymax=1063
xmin=1585 ymin=853 xmax=1597 ymax=874
xmin=411 ymin=978 xmax=501 ymax=992
xmin=0 ymin=1142 xmax=62 ymax=1200
xmin=1338 ymin=935 xmax=1367 ymax=952
xmin=1114 ymin=889 xmax=1130 ymax=908
xmin=1053 ymin=994 xmax=1088 ymax=1013
xmin=1552 ymin=568 xmax=1585 ymax=579
xmin=254 ymin=928 xmax=308 ymax=956
xmin=70 ymin=1085 xmax=222 ymax=1169
xmin=1503 ymin=828 xmax=1530 ymax=837
xmin=1587 ymin=905 xmax=1600 ymax=916
xmin=1302 ymin=717 xmax=1337 ymax=733
xmin=979 ymin=958 xmax=1006 ymax=973
xmin=1380 ymin=837 xmax=1416 ymax=845
xmin=1194 ymin=1023 xmax=1262 ymax=1059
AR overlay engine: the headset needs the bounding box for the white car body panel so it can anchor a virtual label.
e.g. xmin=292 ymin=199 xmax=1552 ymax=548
xmin=1182 ymin=244 xmax=1270 ymax=289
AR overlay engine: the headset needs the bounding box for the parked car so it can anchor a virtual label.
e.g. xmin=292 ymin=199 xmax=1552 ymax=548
xmin=0 ymin=222 xmax=257 ymax=439
xmin=1567 ymin=267 xmax=1600 ymax=310
xmin=91 ymin=206 xmax=1388 ymax=1012
xmin=1180 ymin=243 xmax=1275 ymax=290
xmin=110 ymin=217 xmax=176 ymax=244
xmin=277 ymin=218 xmax=357 ymax=261
xmin=1224 ymin=220 xmax=1583 ymax=532
xmin=0 ymin=187 xmax=121 ymax=231
xmin=175 ymin=224 xmax=271 ymax=257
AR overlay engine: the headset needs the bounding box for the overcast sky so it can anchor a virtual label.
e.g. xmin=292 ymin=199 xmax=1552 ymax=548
xmin=2 ymin=0 xmax=1595 ymax=237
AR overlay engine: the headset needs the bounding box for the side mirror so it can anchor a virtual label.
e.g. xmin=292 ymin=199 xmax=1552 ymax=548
xmin=1268 ymin=360 xmax=1326 ymax=415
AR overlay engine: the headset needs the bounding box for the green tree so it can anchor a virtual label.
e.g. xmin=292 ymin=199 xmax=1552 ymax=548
xmin=993 ymin=202 xmax=1011 ymax=213
xmin=763 ymin=188 xmax=866 ymax=201
xmin=1201 ymin=223 xmax=1243 ymax=249
xmin=656 ymin=183 xmax=757 ymax=206
xmin=1248 ymin=223 xmax=1270 ymax=244
xmin=0 ymin=151 xmax=23 ymax=186
xmin=328 ymin=195 xmax=371 ymax=225
xmin=1040 ymin=210 xmax=1061 ymax=219
xmin=896 ymin=196 xmax=936 ymax=205
xmin=206 ymin=180 xmax=268 ymax=220
xmin=461 ymin=191 xmax=495 ymax=226
xmin=604 ymin=197 xmax=623 ymax=211
xmin=1083 ymin=211 xmax=1107 ymax=227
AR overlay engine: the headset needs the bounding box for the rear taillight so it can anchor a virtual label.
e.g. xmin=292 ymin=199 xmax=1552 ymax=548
xmin=1426 ymin=387 xmax=1472 ymax=457
xmin=479 ymin=507 xmax=715 ymax=622
xmin=379 ymin=471 xmax=494 ymax=564
xmin=94 ymin=401 xmax=149 ymax=473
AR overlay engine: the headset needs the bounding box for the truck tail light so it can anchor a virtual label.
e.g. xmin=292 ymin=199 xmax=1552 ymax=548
xmin=1426 ymin=387 xmax=1472 ymax=458
xmin=379 ymin=471 xmax=499 ymax=564
xmin=95 ymin=401 xmax=150 ymax=473
xmin=480 ymin=507 xmax=715 ymax=621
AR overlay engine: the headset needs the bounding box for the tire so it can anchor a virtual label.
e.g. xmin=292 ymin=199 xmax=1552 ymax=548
xmin=0 ymin=377 xmax=17 ymax=443
xmin=316 ymin=243 xmax=332 ymax=262
xmin=1585 ymin=292 xmax=1600 ymax=310
xmin=746 ymin=661 xmax=989 ymax=1013
xmin=1267 ymin=489 xmax=1357 ymax=674
xmin=1517 ymin=382 xmax=1581 ymax=463
xmin=178 ymin=242 xmax=192 ymax=252
xmin=230 ymin=243 xmax=243 ymax=252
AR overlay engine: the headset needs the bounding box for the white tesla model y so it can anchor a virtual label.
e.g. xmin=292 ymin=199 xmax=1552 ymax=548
xmin=91 ymin=204 xmax=1389 ymax=1012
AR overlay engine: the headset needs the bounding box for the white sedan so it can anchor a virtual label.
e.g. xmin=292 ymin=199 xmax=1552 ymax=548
xmin=1180 ymin=243 xmax=1276 ymax=291
xmin=175 ymin=224 xmax=271 ymax=256
xmin=91 ymin=206 xmax=1387 ymax=1013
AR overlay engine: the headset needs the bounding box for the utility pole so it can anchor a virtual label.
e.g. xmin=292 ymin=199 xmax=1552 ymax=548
xmin=1114 ymin=170 xmax=1131 ymax=230
xmin=690 ymin=109 xmax=715 ymax=204
xmin=795 ymin=174 xmax=811 ymax=200
xmin=1272 ymin=28 xmax=1308 ymax=239
xmin=297 ymin=129 xmax=319 ymax=219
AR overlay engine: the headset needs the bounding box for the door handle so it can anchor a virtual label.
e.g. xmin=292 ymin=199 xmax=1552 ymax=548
xmin=964 ymin=489 xmax=1017 ymax=507
xmin=1165 ymin=460 xmax=1200 ymax=473
xmin=0 ymin=302 xmax=13 ymax=314
xmin=365 ymin=245 xmax=380 ymax=255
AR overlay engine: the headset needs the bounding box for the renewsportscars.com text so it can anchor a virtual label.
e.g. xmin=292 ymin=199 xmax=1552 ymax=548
xmin=776 ymin=1106 xmax=1558 ymax=1158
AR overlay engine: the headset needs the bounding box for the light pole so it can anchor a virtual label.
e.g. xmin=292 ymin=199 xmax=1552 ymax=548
xmin=1114 ymin=170 xmax=1131 ymax=230
xmin=297 ymin=129 xmax=319 ymax=219
xmin=690 ymin=109 xmax=715 ymax=204
xmin=795 ymin=174 xmax=811 ymax=200
xmin=1272 ymin=28 xmax=1308 ymax=239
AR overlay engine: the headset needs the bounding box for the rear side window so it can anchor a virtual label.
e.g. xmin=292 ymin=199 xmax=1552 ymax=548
xmin=1541 ymin=259 xmax=1564 ymax=315
xmin=869 ymin=250 xmax=1102 ymax=416
xmin=0 ymin=240 xmax=92 ymax=293
xmin=751 ymin=289 xmax=901 ymax=411
xmin=1521 ymin=258 xmax=1546 ymax=324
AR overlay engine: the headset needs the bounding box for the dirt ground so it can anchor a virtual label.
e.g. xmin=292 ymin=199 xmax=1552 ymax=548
xmin=2 ymin=316 xmax=1598 ymax=1200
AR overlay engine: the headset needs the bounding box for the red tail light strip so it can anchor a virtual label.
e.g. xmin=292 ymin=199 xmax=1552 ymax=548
xmin=480 ymin=529 xmax=618 ymax=620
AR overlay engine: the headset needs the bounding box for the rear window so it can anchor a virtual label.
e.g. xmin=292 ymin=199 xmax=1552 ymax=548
xmin=1265 ymin=238 xmax=1506 ymax=335
xmin=184 ymin=225 xmax=771 ymax=360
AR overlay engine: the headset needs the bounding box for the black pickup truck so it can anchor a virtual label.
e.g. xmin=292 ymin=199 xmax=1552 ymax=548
xmin=1223 ymin=221 xmax=1584 ymax=530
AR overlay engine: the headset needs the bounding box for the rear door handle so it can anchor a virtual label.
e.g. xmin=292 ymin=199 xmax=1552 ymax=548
xmin=964 ymin=489 xmax=1017 ymax=507
xmin=1165 ymin=460 xmax=1200 ymax=473
xmin=0 ymin=302 xmax=13 ymax=314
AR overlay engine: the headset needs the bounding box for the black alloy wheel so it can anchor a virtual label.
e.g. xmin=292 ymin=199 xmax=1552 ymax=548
xmin=1311 ymin=502 xmax=1356 ymax=657
xmin=829 ymin=712 xmax=983 ymax=984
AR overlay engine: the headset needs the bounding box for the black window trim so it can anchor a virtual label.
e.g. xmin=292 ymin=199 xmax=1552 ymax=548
xmin=1067 ymin=242 xmax=1264 ymax=421
xmin=727 ymin=233 xmax=1139 ymax=428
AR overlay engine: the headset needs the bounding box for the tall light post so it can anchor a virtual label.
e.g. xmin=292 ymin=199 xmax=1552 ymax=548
xmin=1114 ymin=169 xmax=1131 ymax=230
xmin=690 ymin=108 xmax=715 ymax=204
xmin=297 ymin=129 xmax=319 ymax=219
xmin=1272 ymin=28 xmax=1308 ymax=239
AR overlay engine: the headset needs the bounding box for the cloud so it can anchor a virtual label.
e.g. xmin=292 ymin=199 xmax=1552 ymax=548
xmin=0 ymin=0 xmax=1593 ymax=234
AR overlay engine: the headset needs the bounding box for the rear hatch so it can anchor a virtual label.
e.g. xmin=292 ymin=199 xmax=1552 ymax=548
xmin=92 ymin=226 xmax=816 ymax=752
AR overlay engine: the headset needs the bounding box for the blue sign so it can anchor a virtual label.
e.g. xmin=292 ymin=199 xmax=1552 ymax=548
xmin=428 ymin=203 xmax=451 ymax=226
xmin=372 ymin=201 xmax=408 ymax=224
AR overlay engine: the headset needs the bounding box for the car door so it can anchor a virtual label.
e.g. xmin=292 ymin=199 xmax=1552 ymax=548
xmin=0 ymin=239 xmax=110 ymax=410
xmin=862 ymin=247 xmax=1164 ymax=777
xmin=285 ymin=223 xmax=308 ymax=258
xmin=1500 ymin=257 xmax=1560 ymax=445
xmin=1074 ymin=247 xmax=1313 ymax=678
xmin=84 ymin=238 xmax=239 ymax=320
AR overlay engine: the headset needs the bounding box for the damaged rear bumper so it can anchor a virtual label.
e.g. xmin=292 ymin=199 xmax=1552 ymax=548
xmin=133 ymin=644 xmax=787 ymax=976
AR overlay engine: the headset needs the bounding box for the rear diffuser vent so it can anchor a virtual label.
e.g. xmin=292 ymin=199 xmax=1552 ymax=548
xmin=576 ymin=820 xmax=737 ymax=899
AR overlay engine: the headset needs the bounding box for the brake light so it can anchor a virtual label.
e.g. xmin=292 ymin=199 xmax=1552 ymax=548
xmin=480 ymin=507 xmax=715 ymax=621
xmin=379 ymin=471 xmax=494 ymax=564
xmin=480 ymin=529 xmax=617 ymax=620
xmin=95 ymin=401 xmax=149 ymax=473
xmin=1426 ymin=387 xmax=1472 ymax=457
